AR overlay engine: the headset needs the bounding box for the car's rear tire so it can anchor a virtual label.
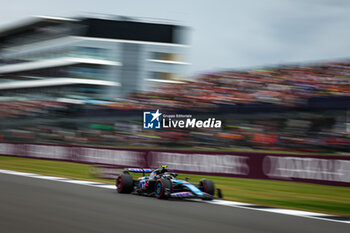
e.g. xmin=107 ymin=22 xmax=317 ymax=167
xmin=155 ymin=178 xmax=172 ymax=199
xmin=200 ymin=179 xmax=215 ymax=196
xmin=116 ymin=174 xmax=134 ymax=193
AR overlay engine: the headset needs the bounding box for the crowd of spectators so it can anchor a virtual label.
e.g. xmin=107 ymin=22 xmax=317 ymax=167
xmin=126 ymin=61 xmax=350 ymax=109
xmin=0 ymin=61 xmax=349 ymax=153
xmin=1 ymin=114 xmax=349 ymax=153
xmin=0 ymin=100 xmax=69 ymax=118
xmin=0 ymin=61 xmax=349 ymax=117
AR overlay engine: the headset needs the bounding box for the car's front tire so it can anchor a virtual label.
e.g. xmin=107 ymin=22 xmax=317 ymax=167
xmin=116 ymin=174 xmax=134 ymax=193
xmin=200 ymin=179 xmax=215 ymax=196
xmin=155 ymin=178 xmax=172 ymax=199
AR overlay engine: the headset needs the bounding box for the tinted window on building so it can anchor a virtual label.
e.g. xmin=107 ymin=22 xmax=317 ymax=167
xmin=84 ymin=19 xmax=178 ymax=44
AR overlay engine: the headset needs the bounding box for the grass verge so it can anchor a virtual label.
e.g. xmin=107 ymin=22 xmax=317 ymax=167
xmin=0 ymin=155 xmax=349 ymax=216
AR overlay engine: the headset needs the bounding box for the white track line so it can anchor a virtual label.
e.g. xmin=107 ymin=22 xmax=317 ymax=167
xmin=0 ymin=169 xmax=349 ymax=224
xmin=192 ymin=199 xmax=350 ymax=224
xmin=0 ymin=169 xmax=116 ymax=189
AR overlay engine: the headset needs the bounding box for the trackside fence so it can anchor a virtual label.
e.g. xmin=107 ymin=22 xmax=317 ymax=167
xmin=0 ymin=142 xmax=349 ymax=187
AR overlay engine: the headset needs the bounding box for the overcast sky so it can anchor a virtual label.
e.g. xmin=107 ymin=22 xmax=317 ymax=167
xmin=1 ymin=0 xmax=350 ymax=75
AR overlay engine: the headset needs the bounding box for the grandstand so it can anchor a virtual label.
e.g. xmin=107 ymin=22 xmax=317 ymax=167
xmin=0 ymin=59 xmax=349 ymax=153
xmin=132 ymin=61 xmax=350 ymax=109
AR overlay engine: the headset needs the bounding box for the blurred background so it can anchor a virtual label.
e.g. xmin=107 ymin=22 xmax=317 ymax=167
xmin=0 ymin=0 xmax=349 ymax=154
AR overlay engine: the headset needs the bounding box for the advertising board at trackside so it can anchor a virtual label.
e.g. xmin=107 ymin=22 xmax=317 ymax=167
xmin=0 ymin=142 xmax=349 ymax=187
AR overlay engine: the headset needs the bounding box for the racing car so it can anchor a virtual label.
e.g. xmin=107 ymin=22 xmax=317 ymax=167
xmin=116 ymin=165 xmax=215 ymax=200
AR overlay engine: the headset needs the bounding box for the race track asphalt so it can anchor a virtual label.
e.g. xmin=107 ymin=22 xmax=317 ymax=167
xmin=0 ymin=173 xmax=349 ymax=233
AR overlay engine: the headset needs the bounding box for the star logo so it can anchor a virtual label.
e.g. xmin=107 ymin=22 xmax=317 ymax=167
xmin=151 ymin=109 xmax=162 ymax=122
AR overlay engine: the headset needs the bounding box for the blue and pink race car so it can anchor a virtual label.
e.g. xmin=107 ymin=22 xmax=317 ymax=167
xmin=116 ymin=165 xmax=215 ymax=200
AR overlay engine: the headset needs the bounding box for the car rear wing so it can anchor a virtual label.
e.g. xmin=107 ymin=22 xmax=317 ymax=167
xmin=125 ymin=168 xmax=153 ymax=174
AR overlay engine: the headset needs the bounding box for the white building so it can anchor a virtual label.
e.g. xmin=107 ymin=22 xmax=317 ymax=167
xmin=0 ymin=15 xmax=189 ymax=100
